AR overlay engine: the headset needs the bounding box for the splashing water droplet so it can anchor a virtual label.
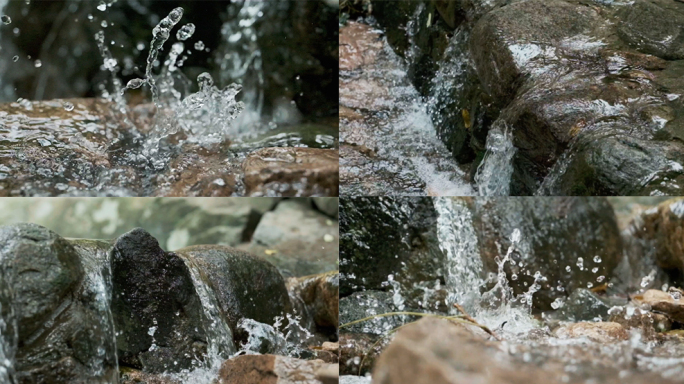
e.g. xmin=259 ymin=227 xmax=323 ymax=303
xmin=593 ymin=255 xmax=601 ymax=263
xmin=194 ymin=40 xmax=205 ymax=51
xmin=62 ymin=101 xmax=74 ymax=111
xmin=12 ymin=55 xmax=18 ymax=62
xmin=97 ymin=1 xmax=106 ymax=11
xmin=176 ymin=23 xmax=195 ymax=41
xmin=126 ymin=78 xmax=145 ymax=89
xmin=1 ymin=15 xmax=10 ymax=25
xmin=34 ymin=60 xmax=42 ymax=68
xmin=101 ymin=20 xmax=108 ymax=28
xmin=197 ymin=72 xmax=214 ymax=91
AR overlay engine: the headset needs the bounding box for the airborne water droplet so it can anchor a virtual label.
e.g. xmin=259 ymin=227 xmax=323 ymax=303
xmin=176 ymin=23 xmax=195 ymax=41
xmin=34 ymin=60 xmax=42 ymax=68
xmin=1 ymin=15 xmax=10 ymax=25
xmin=63 ymin=101 xmax=74 ymax=111
xmin=194 ymin=40 xmax=205 ymax=51
xmin=126 ymin=78 xmax=145 ymax=89
xmin=97 ymin=1 xmax=106 ymax=11
xmin=101 ymin=20 xmax=108 ymax=28
xmin=12 ymin=55 xmax=18 ymax=62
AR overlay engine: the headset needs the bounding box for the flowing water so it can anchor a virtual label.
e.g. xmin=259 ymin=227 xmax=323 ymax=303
xmin=340 ymin=21 xmax=473 ymax=196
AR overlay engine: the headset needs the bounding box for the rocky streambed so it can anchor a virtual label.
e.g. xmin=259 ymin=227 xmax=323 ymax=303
xmin=341 ymin=0 xmax=684 ymax=196
xmin=0 ymin=98 xmax=338 ymax=197
xmin=340 ymin=197 xmax=684 ymax=383
xmin=0 ymin=222 xmax=339 ymax=384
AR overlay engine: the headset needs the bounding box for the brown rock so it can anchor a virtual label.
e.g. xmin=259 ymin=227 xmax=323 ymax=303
xmin=119 ymin=369 xmax=180 ymax=384
xmin=339 ymin=22 xmax=383 ymax=72
xmin=609 ymin=306 xmax=672 ymax=340
xmin=635 ymin=289 xmax=684 ymax=323
xmin=288 ymin=271 xmax=339 ymax=329
xmin=316 ymin=363 xmax=339 ymax=384
xmin=242 ymin=147 xmax=338 ymax=197
xmin=309 ymin=342 xmax=339 ymax=364
xmin=632 ymin=198 xmax=684 ymax=274
xmin=555 ymin=322 xmax=629 ymax=343
xmin=217 ymin=355 xmax=334 ymax=384
xmin=340 ymin=333 xmax=388 ymax=376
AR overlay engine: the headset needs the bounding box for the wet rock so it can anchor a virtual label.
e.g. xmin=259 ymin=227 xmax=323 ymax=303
xmin=617 ymin=0 xmax=684 ymax=60
xmin=628 ymin=199 xmax=684 ymax=280
xmin=339 ymin=332 xmax=388 ymax=376
xmin=244 ymin=199 xmax=338 ymax=277
xmin=309 ymin=342 xmax=339 ymax=364
xmin=339 ymin=291 xmax=401 ymax=336
xmin=472 ymin=197 xmax=623 ymax=310
xmin=555 ymin=322 xmax=629 ymax=343
xmin=119 ymin=369 xmax=181 ymax=384
xmin=339 ymin=22 xmax=384 ymax=71
xmin=634 ymin=289 xmax=684 ymax=323
xmin=313 ymin=197 xmax=338 ymax=218
xmin=553 ymin=289 xmax=626 ymax=322
xmin=110 ymin=228 xmax=207 ymax=373
xmin=242 ymin=147 xmax=339 ymax=197
xmin=0 ymin=223 xmax=118 ymax=384
xmin=609 ymin=306 xmax=672 ymax=340
xmin=175 ymin=245 xmax=292 ymax=345
xmin=216 ymin=354 xmax=334 ymax=384
xmin=340 ymin=197 xmax=445 ymax=297
xmin=288 ymin=271 xmax=339 ymax=330
xmin=316 ymin=363 xmax=339 ymax=384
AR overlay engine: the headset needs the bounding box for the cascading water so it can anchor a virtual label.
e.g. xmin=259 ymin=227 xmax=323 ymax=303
xmin=74 ymin=241 xmax=120 ymax=384
xmin=434 ymin=197 xmax=483 ymax=313
xmin=474 ymin=121 xmax=516 ymax=196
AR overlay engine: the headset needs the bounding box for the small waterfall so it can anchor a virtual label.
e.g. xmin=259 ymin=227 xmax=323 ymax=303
xmin=434 ymin=197 xmax=484 ymax=314
xmin=180 ymin=258 xmax=236 ymax=361
xmin=475 ymin=121 xmax=516 ymax=196
xmin=76 ymin=241 xmax=120 ymax=384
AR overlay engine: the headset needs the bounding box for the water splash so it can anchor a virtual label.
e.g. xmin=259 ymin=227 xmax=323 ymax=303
xmin=434 ymin=197 xmax=484 ymax=313
xmin=475 ymin=121 xmax=516 ymax=196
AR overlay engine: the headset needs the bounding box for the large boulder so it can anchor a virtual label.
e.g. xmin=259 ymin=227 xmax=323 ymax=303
xmin=339 ymin=197 xmax=446 ymax=298
xmin=471 ymin=197 xmax=623 ymax=309
xmin=0 ymin=224 xmax=118 ymax=384
xmin=245 ymin=199 xmax=339 ymax=277
xmin=217 ymin=354 xmax=335 ymax=384
xmin=110 ymin=228 xmax=208 ymax=373
xmin=175 ymin=244 xmax=293 ymax=345
xmin=617 ymin=0 xmax=684 ymax=60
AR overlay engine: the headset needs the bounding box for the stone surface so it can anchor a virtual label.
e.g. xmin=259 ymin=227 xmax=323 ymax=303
xmin=635 ymin=289 xmax=684 ymax=323
xmin=217 ymin=354 xmax=334 ymax=384
xmin=288 ymin=271 xmax=339 ymax=330
xmin=555 ymin=322 xmax=629 ymax=343
xmin=313 ymin=197 xmax=339 ymax=218
xmin=242 ymin=147 xmax=339 ymax=197
xmin=617 ymin=0 xmax=684 ymax=60
xmin=339 ymin=332 xmax=388 ymax=376
xmin=245 ymin=199 xmax=339 ymax=277
xmin=110 ymin=228 xmax=207 ymax=373
xmin=553 ymin=289 xmax=626 ymax=322
xmin=339 ymin=22 xmax=384 ymax=72
xmin=339 ymin=291 xmax=401 ymax=336
xmin=0 ymin=223 xmax=118 ymax=384
xmin=371 ymin=317 xmax=679 ymax=384
xmin=609 ymin=306 xmax=672 ymax=340
xmin=175 ymin=244 xmax=292 ymax=345
xmin=340 ymin=197 xmax=445 ymax=298
xmin=471 ymin=197 xmax=623 ymax=310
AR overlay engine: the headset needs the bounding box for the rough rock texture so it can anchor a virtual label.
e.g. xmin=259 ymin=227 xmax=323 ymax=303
xmin=288 ymin=271 xmax=339 ymax=330
xmin=340 ymin=197 xmax=445 ymax=298
xmin=628 ymin=198 xmax=684 ymax=283
xmin=242 ymin=147 xmax=339 ymax=197
xmin=555 ymin=322 xmax=629 ymax=343
xmin=217 ymin=354 xmax=334 ymax=384
xmin=371 ymin=317 xmax=680 ymax=384
xmin=553 ymin=288 xmax=626 ymax=322
xmin=110 ymin=228 xmax=207 ymax=373
xmin=0 ymin=223 xmax=118 ymax=384
xmin=472 ymin=197 xmax=623 ymax=309
xmin=313 ymin=197 xmax=339 ymax=218
xmin=339 ymin=332 xmax=388 ymax=376
xmin=635 ymin=289 xmax=684 ymax=323
xmin=368 ymin=0 xmax=684 ymax=195
xmin=609 ymin=306 xmax=672 ymax=340
xmin=175 ymin=245 xmax=292 ymax=345
xmin=339 ymin=291 xmax=402 ymax=336
xmin=245 ymin=199 xmax=339 ymax=277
